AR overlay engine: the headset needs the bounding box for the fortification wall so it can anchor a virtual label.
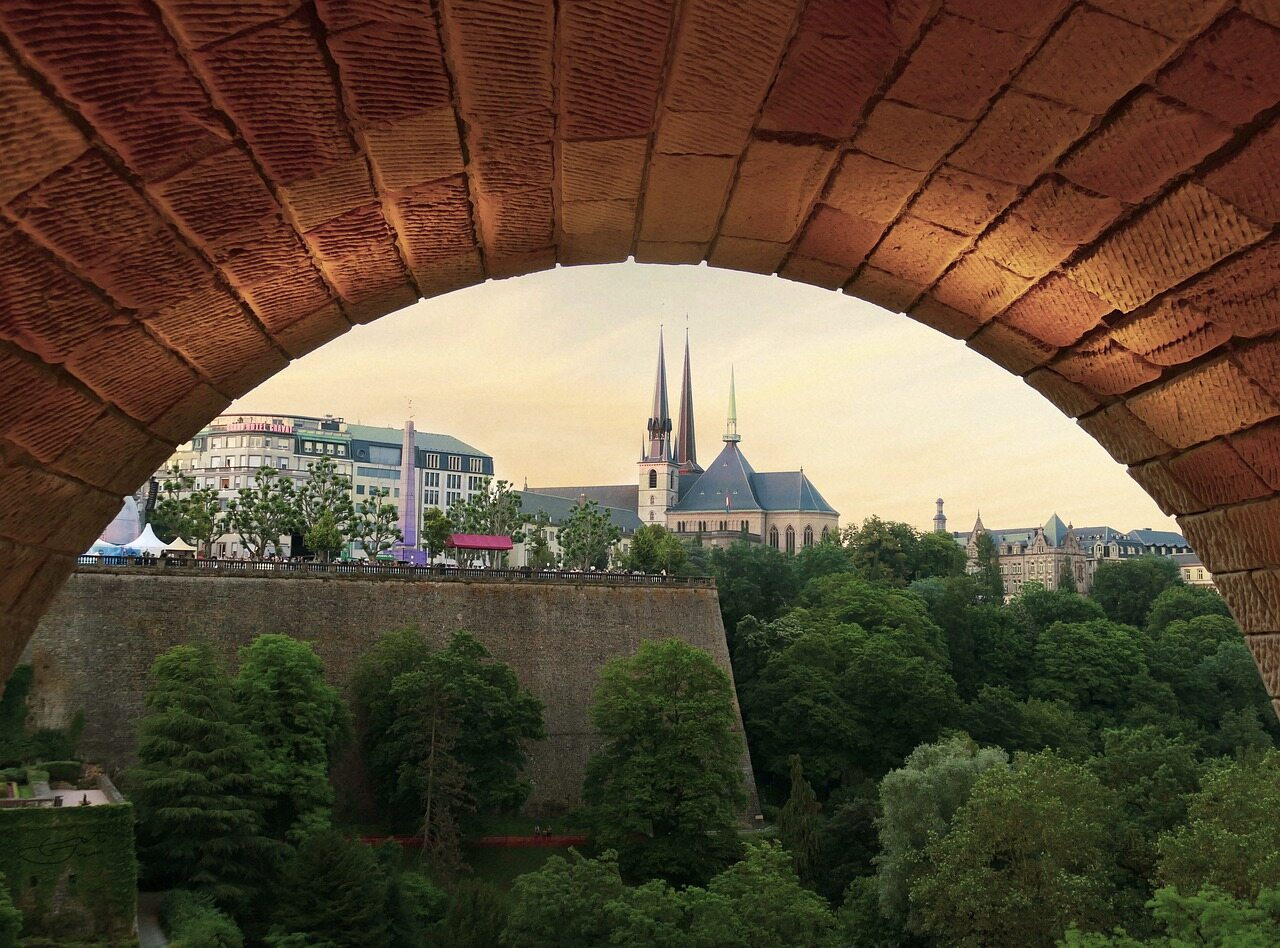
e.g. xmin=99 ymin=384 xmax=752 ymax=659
xmin=23 ymin=569 xmax=758 ymax=817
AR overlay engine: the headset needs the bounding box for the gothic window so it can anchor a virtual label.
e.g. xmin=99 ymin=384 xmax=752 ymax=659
xmin=740 ymin=520 xmax=748 ymax=533
xmin=769 ymin=527 xmax=779 ymax=548
xmin=648 ymin=469 xmax=657 ymax=488
xmin=719 ymin=520 xmax=727 ymax=531
xmin=803 ymin=525 xmax=814 ymax=548
xmin=821 ymin=526 xmax=830 ymax=541
xmin=649 ymin=511 xmax=654 ymax=521
xmin=785 ymin=526 xmax=796 ymax=554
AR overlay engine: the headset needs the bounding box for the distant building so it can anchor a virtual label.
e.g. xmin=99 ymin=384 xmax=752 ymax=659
xmin=510 ymin=488 xmax=643 ymax=567
xmin=949 ymin=507 xmax=1198 ymax=599
xmin=1172 ymin=551 xmax=1216 ymax=589
xmin=530 ymin=331 xmax=838 ymax=552
xmin=159 ymin=413 xmax=493 ymax=558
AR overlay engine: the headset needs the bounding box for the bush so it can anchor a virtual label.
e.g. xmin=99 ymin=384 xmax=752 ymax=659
xmin=39 ymin=761 xmax=82 ymax=783
xmin=23 ymin=768 xmax=49 ymax=786
xmin=161 ymin=891 xmax=243 ymax=948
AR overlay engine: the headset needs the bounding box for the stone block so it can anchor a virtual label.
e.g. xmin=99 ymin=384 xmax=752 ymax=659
xmin=1077 ymin=403 xmax=1171 ymax=464
xmin=1053 ymin=331 xmax=1162 ymax=396
xmin=854 ymin=100 xmax=971 ymax=173
xmin=1202 ymin=120 xmax=1280 ymax=227
xmin=793 ymin=206 xmax=884 ymax=270
xmin=1230 ymin=419 xmax=1280 ymax=491
xmin=1157 ymin=11 xmax=1280 ymax=124
xmin=823 ymin=151 xmax=926 ymax=225
xmin=1025 ymin=368 xmax=1101 ymax=418
xmin=909 ymin=165 xmax=1019 ymax=235
xmin=932 ymin=253 xmax=1033 ymax=321
xmin=1166 ymin=439 xmax=1270 ymax=507
xmin=949 ymin=90 xmax=1091 ymax=186
xmin=1127 ymin=356 xmax=1279 ymax=448
xmin=967 ymin=321 xmax=1056 ymax=375
xmin=867 ymin=216 xmax=970 ymax=287
xmin=721 ymin=140 xmax=837 ymax=244
xmin=1002 ymin=274 xmax=1114 ymax=348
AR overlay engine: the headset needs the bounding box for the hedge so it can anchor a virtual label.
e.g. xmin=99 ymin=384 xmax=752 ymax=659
xmin=161 ymin=891 xmax=243 ymax=948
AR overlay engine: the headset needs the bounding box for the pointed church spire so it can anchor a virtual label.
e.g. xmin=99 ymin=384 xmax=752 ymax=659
xmin=675 ymin=328 xmax=700 ymax=472
xmin=645 ymin=328 xmax=673 ymax=461
xmin=723 ymin=365 xmax=741 ymax=443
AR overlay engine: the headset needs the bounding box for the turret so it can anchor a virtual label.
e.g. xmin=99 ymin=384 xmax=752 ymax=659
xmin=934 ymin=497 xmax=947 ymax=533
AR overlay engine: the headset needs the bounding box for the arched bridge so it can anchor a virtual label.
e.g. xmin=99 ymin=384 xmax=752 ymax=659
xmin=0 ymin=0 xmax=1278 ymax=706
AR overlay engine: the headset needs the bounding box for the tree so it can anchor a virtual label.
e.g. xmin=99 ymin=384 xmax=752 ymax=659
xmin=1030 ymin=619 xmax=1150 ymax=719
xmin=226 ymin=466 xmax=297 ymax=559
xmin=584 ymin=639 xmax=746 ymax=885
xmin=625 ymin=524 xmax=687 ymax=574
xmin=234 ymin=635 xmax=350 ymax=843
xmin=876 ymin=735 xmax=1010 ymax=931
xmin=350 ymin=486 xmax=401 ymax=562
xmin=153 ymin=465 xmax=224 ymax=555
xmin=504 ymin=849 xmax=627 ymax=948
xmin=911 ymin=751 xmax=1121 ymax=947
xmin=1145 ymin=584 xmax=1231 ymax=634
xmin=1059 ymin=557 xmax=1078 ymax=593
xmin=776 ymin=754 xmax=822 ymax=883
xmin=914 ymin=529 xmax=967 ymax=580
xmin=521 ymin=511 xmax=557 ymax=570
xmin=702 ymin=841 xmax=838 ymax=948
xmin=1064 ymin=885 xmax=1280 ymax=947
xmin=558 ymin=499 xmax=620 ymax=570
xmin=0 ymin=874 xmax=20 ymax=948
xmin=1090 ymin=556 xmax=1182 ymax=627
xmin=1157 ymin=750 xmax=1280 ymax=900
xmin=420 ymin=507 xmax=453 ymax=564
xmin=129 ymin=643 xmax=275 ymax=918
xmin=973 ymin=531 xmax=1004 ymax=602
xmin=436 ymin=879 xmax=508 ymax=948
xmin=710 ymin=541 xmax=801 ymax=634
xmin=1010 ymin=582 xmax=1105 ymax=635
xmin=449 ymin=478 xmax=525 ymax=565
xmin=268 ymin=831 xmax=390 ymax=948
xmin=295 ymin=456 xmax=354 ymax=562
xmin=842 ymin=516 xmax=918 ymax=584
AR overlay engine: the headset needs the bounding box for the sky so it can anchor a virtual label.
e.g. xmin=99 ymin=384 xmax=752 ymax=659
xmin=228 ymin=262 xmax=1176 ymax=535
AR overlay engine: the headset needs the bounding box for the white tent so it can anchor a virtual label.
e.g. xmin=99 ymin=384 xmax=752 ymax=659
xmin=163 ymin=537 xmax=197 ymax=554
xmin=123 ymin=524 xmax=169 ymax=554
xmin=101 ymin=496 xmax=142 ymax=546
xmin=85 ymin=539 xmax=122 ymax=555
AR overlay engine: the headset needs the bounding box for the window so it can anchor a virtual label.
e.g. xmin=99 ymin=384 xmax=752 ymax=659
xmin=240 ymin=455 xmax=247 ymax=467
xmin=785 ymin=526 xmax=796 ymax=554
xmin=304 ymin=441 xmax=314 ymax=452
xmin=248 ymin=455 xmax=262 ymax=468
xmin=469 ymin=476 xmax=484 ymax=491
xmin=649 ymin=511 xmax=654 ymax=521
xmin=356 ymin=484 xmax=365 ymax=495
xmin=234 ymin=477 xmax=242 ymax=488
xmin=425 ymin=453 xmax=440 ymax=469
xmin=650 ymin=494 xmax=655 ymax=505
xmin=324 ymin=443 xmax=334 ymax=455
xmin=719 ymin=520 xmax=727 ymax=531
xmin=280 ymin=459 xmax=289 ymax=470
xmin=741 ymin=520 xmax=748 ymax=532
xmin=803 ymin=525 xmax=814 ymax=548
xmin=769 ymin=526 xmax=779 ymax=548
xmin=424 ymin=490 xmax=440 ymax=505
xmin=356 ymin=466 xmax=399 ymax=479
xmin=821 ymin=526 xmax=830 ymax=541
xmin=393 ymin=488 xmax=399 ymax=498
xmin=469 ymin=457 xmax=483 ymax=473
xmin=446 ymin=490 xmax=461 ymax=506
xmin=425 ymin=472 xmax=440 ymax=487
xmin=648 ymin=469 xmax=657 ymax=488
xmin=698 ymin=520 xmax=707 ymax=532
xmin=448 ymin=455 xmax=462 ymax=471
xmin=447 ymin=474 xmax=462 ymax=490
xmin=367 ymin=444 xmax=400 ymax=465
xmin=336 ymin=445 xmax=347 ymax=456
xmin=220 ymin=477 xmax=230 ymax=489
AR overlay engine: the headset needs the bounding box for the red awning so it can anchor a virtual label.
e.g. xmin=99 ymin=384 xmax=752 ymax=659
xmin=447 ymin=533 xmax=514 ymax=551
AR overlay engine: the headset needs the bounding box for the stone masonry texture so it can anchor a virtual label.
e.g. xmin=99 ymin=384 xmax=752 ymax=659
xmin=0 ymin=1 xmax=1279 ymax=712
xmin=23 ymin=569 xmax=760 ymax=817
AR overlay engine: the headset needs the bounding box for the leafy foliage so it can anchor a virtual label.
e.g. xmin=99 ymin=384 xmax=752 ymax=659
xmin=420 ymin=507 xmax=454 ymax=563
xmin=160 ymin=890 xmax=243 ymax=948
xmin=350 ymin=486 xmax=402 ymax=561
xmin=268 ymin=831 xmax=390 ymax=948
xmin=295 ymin=456 xmax=354 ymax=561
xmin=226 ymin=467 xmax=298 ymax=559
xmin=449 ymin=478 xmax=525 ymax=565
xmin=624 ymin=524 xmax=688 ymax=574
xmin=1090 ymin=557 xmax=1182 ymax=627
xmin=558 ymin=499 xmax=621 ymax=569
xmin=154 ymin=465 xmax=224 ymax=555
xmin=776 ymin=754 xmax=822 ymax=883
xmin=584 ymin=639 xmax=746 ymax=885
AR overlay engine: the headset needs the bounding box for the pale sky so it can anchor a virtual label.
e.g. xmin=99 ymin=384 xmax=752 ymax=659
xmin=228 ymin=262 xmax=1176 ymax=535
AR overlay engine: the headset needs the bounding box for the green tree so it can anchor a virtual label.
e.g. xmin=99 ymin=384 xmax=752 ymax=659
xmin=153 ymin=464 xmax=224 ymax=555
xmin=234 ymin=635 xmax=350 ymax=843
xmin=436 ymin=879 xmax=508 ymax=948
xmin=226 ymin=466 xmax=298 ymax=559
xmin=776 ymin=754 xmax=822 ymax=883
xmin=710 ymin=541 xmax=801 ymax=635
xmin=504 ymin=849 xmax=627 ymax=948
xmin=420 ymin=507 xmax=453 ymax=564
xmin=913 ymin=529 xmax=967 ymax=580
xmin=351 ymin=486 xmax=402 ymax=562
xmin=130 ymin=643 xmax=275 ymax=917
xmin=702 ymin=841 xmax=838 ymax=948
xmin=813 ymin=793 xmax=880 ymax=903
xmin=794 ymin=535 xmax=853 ymax=587
xmin=449 ymin=478 xmax=525 ymax=565
xmin=521 ymin=510 xmax=556 ymax=570
xmin=0 ymin=874 xmax=20 ymax=948
xmin=1064 ymin=884 xmax=1280 ymax=947
xmin=837 ymin=876 xmax=906 ymax=948
xmin=584 ymin=639 xmax=746 ymax=885
xmin=559 ymin=499 xmax=621 ymax=570
xmin=842 ymin=516 xmax=919 ymax=584
xmin=1145 ymin=584 xmax=1231 ymax=634
xmin=962 ymin=686 xmax=1093 ymax=759
xmin=1060 ymin=557 xmax=1079 ymax=593
xmin=625 ymin=524 xmax=687 ymax=574
xmin=1157 ymin=750 xmax=1280 ymax=900
xmin=295 ymin=456 xmax=354 ymax=562
xmin=1030 ymin=619 xmax=1150 ymax=719
xmin=876 ymin=735 xmax=1009 ymax=931
xmin=911 ymin=751 xmax=1121 ymax=947
xmin=1090 ymin=556 xmax=1182 ymax=627
xmin=268 ymin=831 xmax=389 ymax=948
xmin=1010 ymin=581 xmax=1105 ymax=635
xmin=973 ymin=531 xmax=1004 ymax=602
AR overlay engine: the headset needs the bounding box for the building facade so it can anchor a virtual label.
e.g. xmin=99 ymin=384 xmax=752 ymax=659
xmin=160 ymin=413 xmax=493 ymax=558
xmin=531 ymin=331 xmax=838 ymax=552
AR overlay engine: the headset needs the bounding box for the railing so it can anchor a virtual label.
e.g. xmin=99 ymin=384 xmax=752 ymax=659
xmin=74 ymin=555 xmax=715 ymax=588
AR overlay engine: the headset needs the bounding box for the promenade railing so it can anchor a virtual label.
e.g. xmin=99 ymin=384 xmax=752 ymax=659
xmin=74 ymin=555 xmax=715 ymax=588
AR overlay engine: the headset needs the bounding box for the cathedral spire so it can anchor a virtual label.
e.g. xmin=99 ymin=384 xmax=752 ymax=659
xmin=645 ymin=329 xmax=673 ymax=461
xmin=723 ymin=365 xmax=741 ymax=443
xmin=675 ymin=328 xmax=700 ymax=472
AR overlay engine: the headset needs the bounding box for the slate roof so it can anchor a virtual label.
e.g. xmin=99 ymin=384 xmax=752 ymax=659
xmin=344 ymin=424 xmax=488 ymax=458
xmin=527 ymin=484 xmax=639 ymax=512
xmin=954 ymin=519 xmax=1191 ymax=553
xmin=669 ymin=441 xmax=838 ymax=515
xmin=517 ymin=489 xmax=643 ymax=534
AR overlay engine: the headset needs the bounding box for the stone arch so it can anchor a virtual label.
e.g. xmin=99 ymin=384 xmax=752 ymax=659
xmin=0 ymin=2 xmax=1278 ymax=713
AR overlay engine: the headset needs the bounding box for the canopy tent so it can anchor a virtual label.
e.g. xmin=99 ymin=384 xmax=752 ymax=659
xmin=163 ymin=537 xmax=197 ymax=554
xmin=85 ymin=539 xmax=123 ymax=555
xmin=447 ymin=534 xmax=514 ymax=551
xmin=123 ymin=524 xmax=169 ymax=554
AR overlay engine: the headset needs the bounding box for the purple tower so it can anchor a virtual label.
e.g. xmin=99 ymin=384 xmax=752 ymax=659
xmin=395 ymin=419 xmax=419 ymax=561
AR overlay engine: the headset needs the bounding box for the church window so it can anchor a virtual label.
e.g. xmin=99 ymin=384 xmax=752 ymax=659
xmin=803 ymin=525 xmax=814 ymax=548
xmin=741 ymin=520 xmax=748 ymax=533
xmin=821 ymin=526 xmax=830 ymax=541
xmin=649 ymin=511 xmax=654 ymax=521
xmin=769 ymin=527 xmax=779 ymax=548
xmin=785 ymin=526 xmax=796 ymax=554
xmin=648 ymin=469 xmax=657 ymax=488
xmin=699 ymin=520 xmax=707 ymax=532
xmin=719 ymin=520 xmax=727 ymax=531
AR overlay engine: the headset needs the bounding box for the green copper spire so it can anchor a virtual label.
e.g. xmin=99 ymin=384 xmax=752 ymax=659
xmin=724 ymin=365 xmax=741 ymax=443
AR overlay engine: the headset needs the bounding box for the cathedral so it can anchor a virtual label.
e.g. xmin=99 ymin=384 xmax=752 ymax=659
xmin=533 ymin=331 xmax=839 ymax=553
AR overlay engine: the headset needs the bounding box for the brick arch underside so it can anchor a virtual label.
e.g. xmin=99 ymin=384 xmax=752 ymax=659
xmin=0 ymin=0 xmax=1278 ymax=703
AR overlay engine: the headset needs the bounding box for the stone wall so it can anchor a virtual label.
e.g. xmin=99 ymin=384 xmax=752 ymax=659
xmin=23 ymin=568 xmax=759 ymax=816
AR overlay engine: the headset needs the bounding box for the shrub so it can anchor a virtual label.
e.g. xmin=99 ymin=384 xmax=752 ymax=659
xmin=161 ymin=891 xmax=243 ymax=948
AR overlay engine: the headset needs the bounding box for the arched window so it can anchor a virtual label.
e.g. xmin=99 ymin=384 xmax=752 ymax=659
xmin=785 ymin=526 xmax=796 ymax=554
xmin=803 ymin=525 xmax=814 ymax=548
xmin=719 ymin=520 xmax=727 ymax=531
xmin=649 ymin=510 xmax=654 ymax=521
xmin=648 ymin=469 xmax=657 ymax=488
xmin=821 ymin=526 xmax=830 ymax=541
xmin=741 ymin=520 xmax=748 ymax=533
xmin=769 ymin=526 xmax=779 ymax=548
